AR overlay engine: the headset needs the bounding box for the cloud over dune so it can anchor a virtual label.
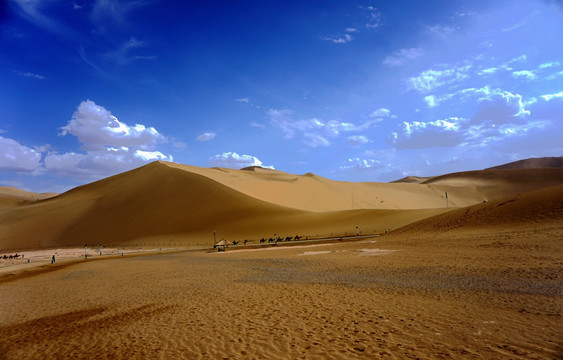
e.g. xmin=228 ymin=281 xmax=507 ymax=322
xmin=0 ymin=136 xmax=42 ymax=172
xmin=44 ymin=100 xmax=172 ymax=179
xmin=209 ymin=152 xmax=273 ymax=169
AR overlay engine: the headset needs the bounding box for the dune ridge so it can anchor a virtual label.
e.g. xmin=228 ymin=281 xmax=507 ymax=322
xmin=0 ymin=160 xmax=562 ymax=251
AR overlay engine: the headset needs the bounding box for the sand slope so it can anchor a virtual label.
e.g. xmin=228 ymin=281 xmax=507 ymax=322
xmin=386 ymin=183 xmax=563 ymax=241
xmin=0 ymin=161 xmax=561 ymax=251
xmin=0 ymin=185 xmax=561 ymax=359
xmin=0 ymin=187 xmax=56 ymax=211
xmin=0 ymin=162 xmax=445 ymax=250
xmin=486 ymin=156 xmax=563 ymax=170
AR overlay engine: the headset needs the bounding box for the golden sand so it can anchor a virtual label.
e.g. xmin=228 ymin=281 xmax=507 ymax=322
xmin=0 ymin=162 xmax=561 ymax=358
xmin=1 ymin=220 xmax=561 ymax=359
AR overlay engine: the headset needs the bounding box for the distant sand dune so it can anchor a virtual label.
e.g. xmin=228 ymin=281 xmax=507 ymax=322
xmin=0 ymin=161 xmax=561 ymax=251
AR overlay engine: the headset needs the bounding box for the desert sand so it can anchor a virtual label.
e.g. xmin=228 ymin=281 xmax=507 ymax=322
xmin=0 ymin=160 xmax=562 ymax=358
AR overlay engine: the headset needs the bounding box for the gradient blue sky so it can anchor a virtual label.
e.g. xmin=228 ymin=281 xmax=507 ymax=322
xmin=1 ymin=0 xmax=562 ymax=192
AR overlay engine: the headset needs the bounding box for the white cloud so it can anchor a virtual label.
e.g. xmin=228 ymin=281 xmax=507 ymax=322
xmin=250 ymin=122 xmax=266 ymax=129
xmin=60 ymin=100 xmax=165 ymax=151
xmin=235 ymin=98 xmax=249 ymax=103
xmin=346 ymin=28 xmax=358 ymax=33
xmin=383 ymin=48 xmax=423 ymax=66
xmin=547 ymin=71 xmax=563 ymax=80
xmin=322 ymin=34 xmax=353 ymax=44
xmin=268 ymin=108 xmax=377 ymax=147
xmin=44 ymin=100 xmax=173 ymax=180
xmin=209 ymin=152 xmax=274 ymax=169
xmin=196 ymin=132 xmax=216 ymax=142
xmin=478 ymin=67 xmax=498 ymax=75
xmin=427 ymin=24 xmax=455 ymax=37
xmin=471 ymin=90 xmax=529 ymax=125
xmin=527 ymin=91 xmax=563 ymax=122
xmin=391 ymin=118 xmax=466 ymax=149
xmin=364 ymin=6 xmax=381 ymax=29
xmin=370 ymin=108 xmax=395 ymax=118
xmin=11 ymin=0 xmax=74 ymax=38
xmin=397 ymin=87 xmax=561 ymax=153
xmin=407 ymin=64 xmax=471 ymax=93
xmin=539 ymin=61 xmax=560 ymax=69
xmin=135 ymin=150 xmax=169 ymax=161
xmin=304 ymin=134 xmax=330 ymax=147
xmin=0 ymin=136 xmax=42 ymax=172
xmin=19 ymin=71 xmax=45 ymax=80
xmin=104 ymin=37 xmax=155 ymax=65
xmin=347 ymin=135 xmax=370 ymax=147
xmin=44 ymin=148 xmax=171 ymax=179
xmin=340 ymin=158 xmax=382 ymax=171
xmin=173 ymin=141 xmax=186 ymax=149
xmin=512 ymin=70 xmax=536 ymax=80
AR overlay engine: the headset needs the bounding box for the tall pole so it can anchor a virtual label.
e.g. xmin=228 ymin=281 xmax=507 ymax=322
xmin=445 ymin=191 xmax=449 ymax=208
xmin=213 ymin=230 xmax=216 ymax=245
xmin=356 ymin=226 xmax=359 ymax=236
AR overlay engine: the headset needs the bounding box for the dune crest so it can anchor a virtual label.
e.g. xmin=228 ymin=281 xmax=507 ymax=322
xmin=0 ymin=159 xmax=561 ymax=251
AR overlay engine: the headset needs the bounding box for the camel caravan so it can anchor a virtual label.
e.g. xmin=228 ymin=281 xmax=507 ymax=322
xmin=214 ymin=235 xmax=305 ymax=251
xmin=1 ymin=253 xmax=23 ymax=260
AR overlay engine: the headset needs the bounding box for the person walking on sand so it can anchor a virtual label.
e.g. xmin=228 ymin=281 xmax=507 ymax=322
xmin=51 ymin=255 xmax=55 ymax=264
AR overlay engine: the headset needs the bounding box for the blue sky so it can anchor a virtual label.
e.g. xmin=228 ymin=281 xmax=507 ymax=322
xmin=1 ymin=0 xmax=562 ymax=192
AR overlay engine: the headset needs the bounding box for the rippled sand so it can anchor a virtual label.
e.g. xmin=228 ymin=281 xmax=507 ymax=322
xmin=1 ymin=222 xmax=561 ymax=359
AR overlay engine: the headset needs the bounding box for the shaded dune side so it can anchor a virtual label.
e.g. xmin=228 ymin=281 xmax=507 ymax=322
xmin=0 ymin=162 xmax=447 ymax=250
xmin=0 ymin=162 xmax=300 ymax=249
xmin=386 ymin=184 xmax=563 ymax=240
xmin=421 ymin=168 xmax=563 ymax=204
xmin=0 ymin=187 xmax=57 ymax=211
xmin=486 ymin=156 xmax=563 ymax=170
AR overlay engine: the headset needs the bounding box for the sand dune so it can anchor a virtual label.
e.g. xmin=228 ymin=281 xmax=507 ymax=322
xmin=486 ymin=156 xmax=563 ymax=170
xmin=0 ymin=160 xmax=561 ymax=251
xmin=0 ymin=187 xmax=56 ymax=211
xmin=0 ymin=161 xmax=446 ymax=250
xmin=386 ymin=183 xmax=563 ymax=240
xmin=1 ymin=159 xmax=562 ymax=359
xmin=0 ymin=184 xmax=561 ymax=359
xmin=166 ymin=162 xmax=563 ymax=211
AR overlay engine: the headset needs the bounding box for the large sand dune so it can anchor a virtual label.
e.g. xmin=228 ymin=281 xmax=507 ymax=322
xmin=1 ymin=161 xmax=562 ymax=251
xmin=0 ymin=159 xmax=562 ymax=359
xmin=0 ymin=179 xmax=561 ymax=359
xmin=0 ymin=187 xmax=56 ymax=211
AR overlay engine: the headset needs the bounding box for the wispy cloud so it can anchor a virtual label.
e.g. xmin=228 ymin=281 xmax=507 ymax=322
xmin=10 ymin=0 xmax=76 ymax=39
xmin=268 ymin=109 xmax=378 ymax=148
xmin=539 ymin=61 xmax=560 ymax=69
xmin=383 ymin=48 xmax=424 ymax=67
xmin=427 ymin=24 xmax=456 ymax=37
xmin=339 ymin=158 xmax=382 ymax=171
xmin=196 ymin=132 xmax=216 ymax=142
xmin=512 ymin=70 xmax=536 ymax=80
xmin=103 ymin=37 xmax=155 ymax=65
xmin=347 ymin=135 xmax=370 ymax=147
xmin=369 ymin=108 xmax=396 ymax=120
xmin=321 ymin=33 xmax=353 ymax=44
xmin=364 ymin=6 xmax=382 ymax=29
xmin=18 ymin=71 xmax=45 ymax=80
xmin=407 ymin=64 xmax=471 ymax=93
xmin=390 ymin=118 xmax=466 ymax=149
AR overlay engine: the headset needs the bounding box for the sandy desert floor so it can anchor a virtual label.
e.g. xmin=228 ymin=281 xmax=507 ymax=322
xmin=0 ymin=223 xmax=561 ymax=359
